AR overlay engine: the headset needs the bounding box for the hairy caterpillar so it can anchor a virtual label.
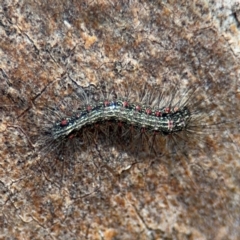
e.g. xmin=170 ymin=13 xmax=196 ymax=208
xmin=16 ymin=77 xmax=238 ymax=198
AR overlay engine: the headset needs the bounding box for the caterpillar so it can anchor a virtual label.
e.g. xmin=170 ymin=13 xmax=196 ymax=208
xmin=42 ymin=82 xmax=195 ymax=157
xmin=16 ymin=77 xmax=238 ymax=200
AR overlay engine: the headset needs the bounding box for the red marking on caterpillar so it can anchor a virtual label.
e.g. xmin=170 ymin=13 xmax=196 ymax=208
xmin=165 ymin=107 xmax=170 ymax=113
xmin=60 ymin=119 xmax=68 ymax=127
xmin=168 ymin=120 xmax=174 ymax=130
xmin=87 ymin=106 xmax=92 ymax=112
xmin=104 ymin=100 xmax=110 ymax=107
xmin=135 ymin=105 xmax=141 ymax=111
xmin=145 ymin=108 xmax=152 ymax=115
xmin=123 ymin=101 xmax=129 ymax=108
xmin=155 ymin=110 xmax=162 ymax=117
